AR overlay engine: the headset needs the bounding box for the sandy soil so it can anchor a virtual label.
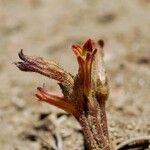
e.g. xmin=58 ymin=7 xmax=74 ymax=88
xmin=0 ymin=0 xmax=150 ymax=149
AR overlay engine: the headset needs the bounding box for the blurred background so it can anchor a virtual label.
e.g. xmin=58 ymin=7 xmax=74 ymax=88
xmin=0 ymin=0 xmax=150 ymax=150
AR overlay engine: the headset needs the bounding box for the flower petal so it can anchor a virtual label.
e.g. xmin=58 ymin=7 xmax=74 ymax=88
xmin=83 ymin=39 xmax=93 ymax=52
xmin=72 ymin=45 xmax=82 ymax=56
xmin=36 ymin=87 xmax=77 ymax=115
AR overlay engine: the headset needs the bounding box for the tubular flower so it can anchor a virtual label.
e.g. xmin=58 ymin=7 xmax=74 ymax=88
xmin=15 ymin=39 xmax=112 ymax=150
xmin=72 ymin=39 xmax=97 ymax=96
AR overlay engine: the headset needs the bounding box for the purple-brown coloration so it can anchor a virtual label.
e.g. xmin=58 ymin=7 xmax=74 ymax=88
xmin=15 ymin=39 xmax=112 ymax=150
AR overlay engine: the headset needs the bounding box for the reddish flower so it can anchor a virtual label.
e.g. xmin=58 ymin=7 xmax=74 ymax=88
xmin=72 ymin=39 xmax=97 ymax=96
xmin=15 ymin=39 xmax=112 ymax=150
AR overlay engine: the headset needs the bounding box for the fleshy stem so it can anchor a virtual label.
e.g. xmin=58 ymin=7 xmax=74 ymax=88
xmin=15 ymin=39 xmax=112 ymax=150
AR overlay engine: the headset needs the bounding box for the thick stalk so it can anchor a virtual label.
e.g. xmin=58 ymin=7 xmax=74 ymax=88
xmin=98 ymin=101 xmax=109 ymax=139
xmin=78 ymin=108 xmax=112 ymax=150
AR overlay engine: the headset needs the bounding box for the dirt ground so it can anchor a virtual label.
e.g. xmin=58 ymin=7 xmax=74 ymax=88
xmin=0 ymin=0 xmax=150 ymax=150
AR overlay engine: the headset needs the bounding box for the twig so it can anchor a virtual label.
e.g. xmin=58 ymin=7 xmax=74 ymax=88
xmin=116 ymin=136 xmax=150 ymax=150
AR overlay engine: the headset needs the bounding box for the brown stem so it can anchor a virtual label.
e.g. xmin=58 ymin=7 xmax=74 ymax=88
xmin=78 ymin=111 xmax=112 ymax=150
xmin=98 ymin=101 xmax=109 ymax=139
xmin=77 ymin=100 xmax=112 ymax=150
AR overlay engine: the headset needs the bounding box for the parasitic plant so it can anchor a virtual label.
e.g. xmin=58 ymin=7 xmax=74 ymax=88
xmin=15 ymin=39 xmax=150 ymax=150
xmin=15 ymin=39 xmax=112 ymax=150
